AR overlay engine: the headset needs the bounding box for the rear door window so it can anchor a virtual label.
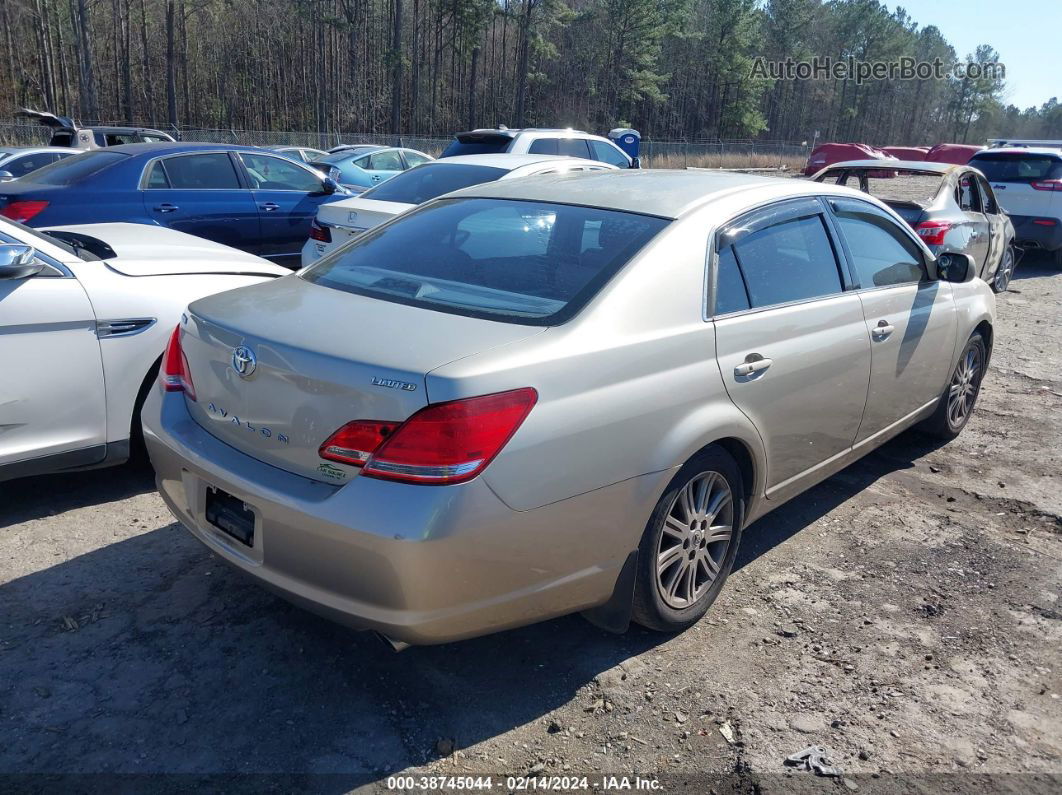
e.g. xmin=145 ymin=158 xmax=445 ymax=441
xmin=403 ymin=151 xmax=432 ymax=168
xmin=163 ymin=153 xmax=241 ymax=189
xmin=528 ymin=138 xmax=559 ymax=155
xmin=730 ymin=214 xmax=843 ymax=308
xmin=956 ymin=173 xmax=982 ymax=212
xmin=713 ymin=245 xmax=751 ymax=315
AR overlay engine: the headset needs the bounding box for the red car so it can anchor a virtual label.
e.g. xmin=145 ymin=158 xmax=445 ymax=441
xmin=925 ymin=143 xmax=984 ymax=165
xmin=882 ymin=146 xmax=930 ymax=161
xmin=803 ymin=142 xmax=896 ymax=176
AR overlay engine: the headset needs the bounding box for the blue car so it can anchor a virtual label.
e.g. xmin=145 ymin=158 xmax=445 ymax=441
xmin=0 ymin=143 xmax=348 ymax=266
xmin=309 ymin=147 xmax=433 ymax=191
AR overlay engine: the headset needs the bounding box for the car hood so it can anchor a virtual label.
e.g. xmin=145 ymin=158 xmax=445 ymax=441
xmin=41 ymin=223 xmax=290 ymax=277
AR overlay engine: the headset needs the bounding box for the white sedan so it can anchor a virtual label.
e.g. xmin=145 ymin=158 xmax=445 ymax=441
xmin=0 ymin=219 xmax=289 ymax=482
xmin=301 ymin=154 xmax=617 ymax=266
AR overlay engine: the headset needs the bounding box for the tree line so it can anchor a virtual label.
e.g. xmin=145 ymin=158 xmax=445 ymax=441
xmin=2 ymin=0 xmax=1060 ymax=145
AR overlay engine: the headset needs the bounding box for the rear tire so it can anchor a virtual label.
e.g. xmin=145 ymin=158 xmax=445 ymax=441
xmin=920 ymin=332 xmax=986 ymax=440
xmin=631 ymin=447 xmax=745 ymax=633
xmin=1054 ymin=247 xmax=1062 ymax=269
xmin=991 ymin=246 xmax=1015 ymax=293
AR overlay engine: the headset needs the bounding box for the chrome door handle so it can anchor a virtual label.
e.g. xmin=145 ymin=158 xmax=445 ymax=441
xmin=153 ymin=203 xmax=178 ymax=213
xmin=872 ymin=320 xmax=895 ymax=339
xmin=735 ymin=356 xmax=773 ymax=377
xmin=259 ymin=202 xmax=280 ymax=212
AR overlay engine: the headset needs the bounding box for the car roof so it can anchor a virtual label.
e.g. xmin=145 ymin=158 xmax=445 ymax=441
xmin=89 ymin=141 xmax=266 ymax=156
xmin=820 ymin=159 xmax=957 ymax=174
xmin=972 ymin=147 xmax=1062 ymax=158
xmin=449 ymin=169 xmax=867 ymax=219
xmin=421 ymin=153 xmax=592 ymax=169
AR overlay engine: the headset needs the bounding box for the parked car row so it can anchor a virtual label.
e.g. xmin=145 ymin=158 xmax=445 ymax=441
xmin=0 ymin=142 xmax=997 ymax=648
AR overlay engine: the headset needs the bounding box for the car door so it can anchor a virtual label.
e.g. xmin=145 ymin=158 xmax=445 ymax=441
xmin=236 ymin=151 xmax=335 ymax=261
xmin=826 ymin=197 xmax=958 ymax=442
xmin=975 ymin=173 xmax=1008 ymax=278
xmin=0 ymin=248 xmax=107 ymax=469
xmin=710 ymin=198 xmax=871 ymax=499
xmin=142 ymin=152 xmax=261 ymax=252
xmin=955 ymin=172 xmax=991 ymax=269
xmin=364 ymin=150 xmax=405 ymax=185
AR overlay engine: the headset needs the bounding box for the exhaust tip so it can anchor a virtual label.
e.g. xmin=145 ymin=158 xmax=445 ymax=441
xmin=373 ymin=631 xmax=411 ymax=653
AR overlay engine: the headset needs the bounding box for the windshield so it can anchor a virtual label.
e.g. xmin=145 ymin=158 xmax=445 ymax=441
xmin=303 ymin=198 xmax=668 ymax=325
xmin=0 ymin=216 xmax=100 ymax=261
xmin=360 ymin=164 xmax=508 ymax=205
xmin=22 ymin=150 xmax=128 ymax=185
xmin=970 ymin=153 xmax=1062 ymax=182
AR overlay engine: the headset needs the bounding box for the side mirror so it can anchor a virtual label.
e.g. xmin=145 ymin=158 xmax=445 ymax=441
xmin=0 ymin=170 xmax=13 ymax=181
xmin=0 ymin=244 xmax=43 ymax=280
xmin=936 ymin=252 xmax=976 ymax=283
xmin=320 ymin=176 xmax=339 ymax=195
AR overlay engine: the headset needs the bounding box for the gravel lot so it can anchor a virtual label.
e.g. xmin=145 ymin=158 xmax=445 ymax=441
xmin=1 ymin=253 xmax=1060 ymax=791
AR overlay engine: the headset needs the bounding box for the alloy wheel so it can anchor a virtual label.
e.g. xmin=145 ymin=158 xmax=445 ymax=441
xmin=947 ymin=344 xmax=982 ymax=429
xmin=994 ymin=248 xmax=1014 ymax=292
xmin=655 ymin=471 xmax=734 ymax=609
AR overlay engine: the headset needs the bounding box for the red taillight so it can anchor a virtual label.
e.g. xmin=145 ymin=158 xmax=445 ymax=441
xmin=1033 ymin=218 xmax=1058 ymax=226
xmin=914 ymin=220 xmax=952 ymax=246
xmin=320 ymin=388 xmax=538 ymax=485
xmin=309 ymin=219 xmax=331 ymax=242
xmin=319 ymin=420 xmax=400 ymax=466
xmin=1031 ymin=179 xmax=1062 ymax=192
xmin=160 ymin=326 xmax=196 ymax=400
xmin=0 ymin=200 xmax=49 ymax=223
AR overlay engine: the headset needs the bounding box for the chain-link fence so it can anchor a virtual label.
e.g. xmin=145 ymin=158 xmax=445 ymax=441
xmin=0 ymin=122 xmax=809 ymax=169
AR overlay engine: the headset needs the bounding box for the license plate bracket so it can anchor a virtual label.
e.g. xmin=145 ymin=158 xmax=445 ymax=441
xmin=205 ymin=487 xmax=255 ymax=547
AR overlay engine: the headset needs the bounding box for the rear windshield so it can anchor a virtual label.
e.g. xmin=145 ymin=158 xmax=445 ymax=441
xmin=970 ymin=153 xmax=1062 ymax=182
xmin=440 ymin=137 xmax=512 ymax=157
xmin=822 ymin=169 xmax=944 ymax=205
xmin=360 ymin=164 xmax=507 ymax=204
xmin=23 ymin=150 xmax=128 ymax=185
xmin=302 ymin=198 xmax=669 ymax=325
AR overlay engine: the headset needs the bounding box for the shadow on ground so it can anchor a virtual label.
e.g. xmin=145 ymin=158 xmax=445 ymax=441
xmin=0 ymin=426 xmax=947 ymax=784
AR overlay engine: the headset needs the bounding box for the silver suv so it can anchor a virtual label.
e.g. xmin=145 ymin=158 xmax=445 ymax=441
xmin=440 ymin=127 xmax=635 ymax=168
xmin=143 ymin=170 xmax=995 ymax=648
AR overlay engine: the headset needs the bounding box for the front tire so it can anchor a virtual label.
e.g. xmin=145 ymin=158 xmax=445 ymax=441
xmin=992 ymin=246 xmax=1015 ymax=293
xmin=631 ymin=447 xmax=745 ymax=633
xmin=920 ymin=332 xmax=986 ymax=439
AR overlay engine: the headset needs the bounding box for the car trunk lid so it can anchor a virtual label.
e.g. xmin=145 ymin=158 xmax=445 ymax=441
xmin=316 ymin=198 xmax=412 ymax=247
xmin=180 ymin=276 xmax=543 ymax=483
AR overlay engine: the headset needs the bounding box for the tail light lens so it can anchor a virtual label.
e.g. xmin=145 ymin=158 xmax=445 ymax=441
xmin=309 ymin=219 xmax=331 ymax=242
xmin=160 ymin=326 xmax=196 ymax=400
xmin=319 ymin=420 xmax=399 ymax=466
xmin=320 ymin=387 xmax=537 ymax=485
xmin=1033 ymin=218 xmax=1058 ymax=226
xmin=914 ymin=220 xmax=952 ymax=246
xmin=0 ymin=200 xmax=49 ymax=223
xmin=1031 ymin=179 xmax=1062 ymax=192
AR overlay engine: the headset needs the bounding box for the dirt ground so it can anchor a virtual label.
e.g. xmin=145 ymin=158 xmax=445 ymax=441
xmin=1 ymin=254 xmax=1060 ymax=793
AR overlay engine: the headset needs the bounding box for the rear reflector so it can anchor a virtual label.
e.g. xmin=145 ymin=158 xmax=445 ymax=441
xmin=914 ymin=220 xmax=952 ymax=246
xmin=0 ymin=200 xmax=49 ymax=223
xmin=320 ymin=388 xmax=538 ymax=485
xmin=1031 ymin=179 xmax=1062 ymax=192
xmin=309 ymin=219 xmax=331 ymax=243
xmin=160 ymin=326 xmax=196 ymax=400
xmin=1033 ymin=218 xmax=1058 ymax=226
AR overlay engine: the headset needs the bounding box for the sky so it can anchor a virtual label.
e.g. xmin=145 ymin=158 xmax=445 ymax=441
xmin=892 ymin=0 xmax=1060 ymax=109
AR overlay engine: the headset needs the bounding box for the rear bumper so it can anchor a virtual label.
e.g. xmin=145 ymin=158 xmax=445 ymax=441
xmin=1010 ymin=214 xmax=1062 ymax=252
xmin=142 ymin=387 xmax=666 ymax=645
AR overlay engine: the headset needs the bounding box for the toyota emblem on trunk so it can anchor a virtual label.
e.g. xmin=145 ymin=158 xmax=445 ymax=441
xmin=231 ymin=346 xmax=257 ymax=378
